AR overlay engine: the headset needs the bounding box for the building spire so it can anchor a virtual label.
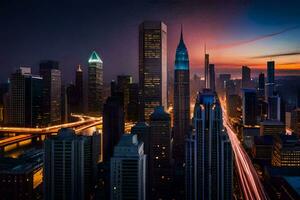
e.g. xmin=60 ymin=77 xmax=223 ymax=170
xmin=180 ymin=24 xmax=183 ymax=42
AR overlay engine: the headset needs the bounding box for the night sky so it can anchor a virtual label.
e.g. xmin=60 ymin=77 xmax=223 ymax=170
xmin=1 ymin=0 xmax=300 ymax=83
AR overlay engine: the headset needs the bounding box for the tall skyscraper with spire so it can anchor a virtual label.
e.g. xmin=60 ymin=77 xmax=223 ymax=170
xmin=173 ymin=27 xmax=190 ymax=165
xmin=88 ymin=51 xmax=103 ymax=116
xmin=139 ymin=21 xmax=167 ymax=121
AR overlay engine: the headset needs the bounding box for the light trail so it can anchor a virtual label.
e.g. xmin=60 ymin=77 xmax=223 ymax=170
xmin=219 ymin=97 xmax=268 ymax=200
xmin=0 ymin=114 xmax=102 ymax=134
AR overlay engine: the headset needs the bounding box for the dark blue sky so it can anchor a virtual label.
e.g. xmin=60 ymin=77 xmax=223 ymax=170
xmin=0 ymin=0 xmax=300 ymax=83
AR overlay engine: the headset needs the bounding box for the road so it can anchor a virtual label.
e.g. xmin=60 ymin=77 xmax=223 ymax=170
xmin=0 ymin=114 xmax=102 ymax=134
xmin=219 ymin=98 xmax=268 ymax=200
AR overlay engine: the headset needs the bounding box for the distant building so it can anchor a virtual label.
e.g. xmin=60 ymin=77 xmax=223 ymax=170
xmin=44 ymin=128 xmax=100 ymax=200
xmin=208 ymin=64 xmax=216 ymax=91
xmin=0 ymin=150 xmax=43 ymax=200
xmin=8 ymin=67 xmax=43 ymax=127
xmin=39 ymin=60 xmax=62 ymax=125
xmin=272 ymin=134 xmax=300 ymax=167
xmin=103 ymin=95 xmax=125 ymax=162
xmin=185 ymin=132 xmax=195 ymax=200
xmin=149 ymin=106 xmax=172 ymax=199
xmin=190 ymin=90 xmax=233 ymax=200
xmin=218 ymin=74 xmax=231 ymax=94
xmin=242 ymin=88 xmax=257 ymax=126
xmin=260 ymin=120 xmax=285 ymax=136
xmin=88 ymin=51 xmax=103 ymax=116
xmin=265 ymin=61 xmax=275 ymax=100
xmin=75 ymin=65 xmax=84 ymax=113
xmin=226 ymin=94 xmax=241 ymax=119
xmin=0 ymin=83 xmax=9 ymax=124
xmin=204 ymin=53 xmax=209 ymax=88
xmin=257 ymin=72 xmax=265 ymax=100
xmin=242 ymin=66 xmax=251 ymax=88
xmin=110 ymin=134 xmax=146 ymax=200
xmin=139 ymin=21 xmax=167 ymax=121
xmin=268 ymin=95 xmax=281 ymax=121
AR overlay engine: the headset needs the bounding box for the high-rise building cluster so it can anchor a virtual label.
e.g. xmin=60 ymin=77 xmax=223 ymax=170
xmin=1 ymin=19 xmax=300 ymax=200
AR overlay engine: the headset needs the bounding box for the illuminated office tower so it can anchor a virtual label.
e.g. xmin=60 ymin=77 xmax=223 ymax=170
xmin=44 ymin=128 xmax=100 ymax=200
xmin=149 ymin=106 xmax=172 ymax=199
xmin=110 ymin=134 xmax=146 ymax=200
xmin=208 ymin=64 xmax=215 ymax=91
xmin=191 ymin=90 xmax=233 ymax=200
xmin=265 ymin=61 xmax=275 ymax=100
xmin=242 ymin=65 xmax=251 ymax=88
xmin=242 ymin=88 xmax=257 ymax=126
xmin=39 ymin=60 xmax=61 ymax=125
xmin=173 ymin=28 xmax=190 ymax=165
xmin=139 ymin=21 xmax=167 ymax=121
xmin=204 ymin=53 xmax=209 ymax=88
xmin=272 ymin=134 xmax=300 ymax=167
xmin=8 ymin=67 xmax=43 ymax=127
xmin=75 ymin=65 xmax=84 ymax=113
xmin=88 ymin=51 xmax=103 ymax=116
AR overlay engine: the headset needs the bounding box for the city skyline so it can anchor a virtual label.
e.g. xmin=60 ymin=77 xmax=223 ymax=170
xmin=1 ymin=0 xmax=300 ymax=83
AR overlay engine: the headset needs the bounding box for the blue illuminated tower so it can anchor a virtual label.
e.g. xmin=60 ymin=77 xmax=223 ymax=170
xmin=173 ymin=27 xmax=190 ymax=165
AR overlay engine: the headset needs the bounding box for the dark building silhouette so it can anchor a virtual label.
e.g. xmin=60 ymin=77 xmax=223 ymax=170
xmin=265 ymin=61 xmax=275 ymax=100
xmin=204 ymin=53 xmax=209 ymax=88
xmin=117 ymin=75 xmax=132 ymax=120
xmin=39 ymin=60 xmax=61 ymax=126
xmin=258 ymin=72 xmax=265 ymax=100
xmin=242 ymin=65 xmax=251 ymax=88
xmin=242 ymin=88 xmax=257 ymax=126
xmin=139 ymin=21 xmax=167 ymax=121
xmin=103 ymin=95 xmax=124 ymax=162
xmin=75 ymin=65 xmax=84 ymax=113
xmin=208 ymin=64 xmax=216 ymax=91
xmin=127 ymin=83 xmax=140 ymax=122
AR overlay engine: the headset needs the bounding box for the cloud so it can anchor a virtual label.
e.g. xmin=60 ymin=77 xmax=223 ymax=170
xmin=250 ymin=51 xmax=300 ymax=59
xmin=211 ymin=25 xmax=300 ymax=50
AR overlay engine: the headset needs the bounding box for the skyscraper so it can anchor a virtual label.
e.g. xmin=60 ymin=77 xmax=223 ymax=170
xmin=110 ymin=134 xmax=146 ymax=200
xmin=173 ymin=28 xmax=190 ymax=165
xmin=88 ymin=51 xmax=103 ymax=116
xmin=268 ymin=95 xmax=281 ymax=121
xmin=258 ymin=72 xmax=265 ymax=100
xmin=8 ymin=67 xmax=43 ymax=127
xmin=44 ymin=128 xmax=100 ymax=200
xmin=127 ymin=83 xmax=140 ymax=122
xmin=149 ymin=106 xmax=172 ymax=199
xmin=204 ymin=52 xmax=209 ymax=88
xmin=208 ymin=64 xmax=216 ymax=91
xmin=190 ymin=89 xmax=233 ymax=200
xmin=75 ymin=65 xmax=84 ymax=113
xmin=139 ymin=21 xmax=167 ymax=121
xmin=103 ymin=95 xmax=125 ymax=162
xmin=117 ymin=75 xmax=132 ymax=120
xmin=39 ymin=60 xmax=61 ymax=125
xmin=242 ymin=65 xmax=251 ymax=88
xmin=242 ymin=88 xmax=257 ymax=126
xmin=265 ymin=61 xmax=275 ymax=99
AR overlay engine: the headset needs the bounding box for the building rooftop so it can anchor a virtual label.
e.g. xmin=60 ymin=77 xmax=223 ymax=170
xmin=88 ymin=51 xmax=103 ymax=64
xmin=150 ymin=106 xmax=170 ymax=121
